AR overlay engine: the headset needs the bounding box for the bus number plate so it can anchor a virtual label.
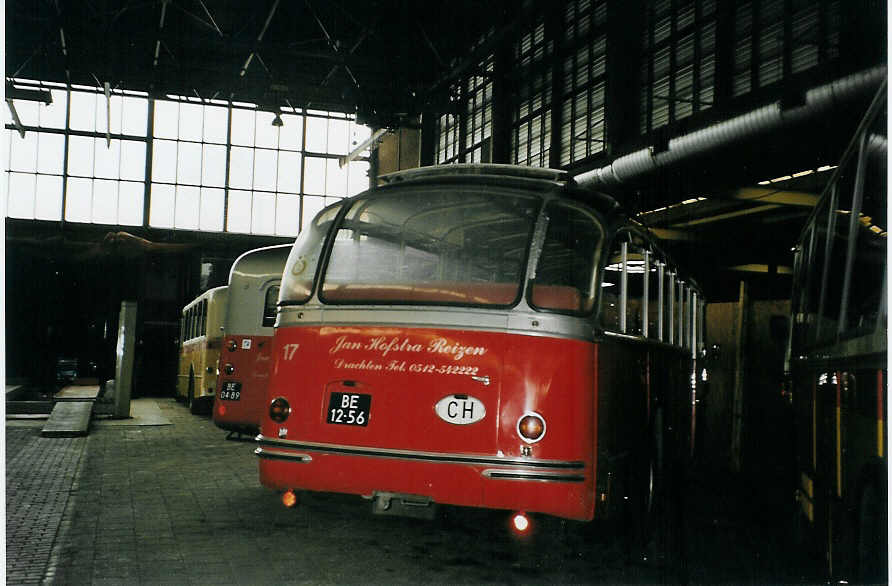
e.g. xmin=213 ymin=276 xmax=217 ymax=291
xmin=327 ymin=393 xmax=371 ymax=426
xmin=220 ymin=381 xmax=241 ymax=401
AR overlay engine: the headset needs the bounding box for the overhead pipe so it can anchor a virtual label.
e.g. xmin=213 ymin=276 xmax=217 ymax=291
xmin=573 ymin=66 xmax=887 ymax=190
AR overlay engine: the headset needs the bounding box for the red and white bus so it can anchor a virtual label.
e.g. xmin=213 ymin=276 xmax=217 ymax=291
xmin=213 ymin=244 xmax=291 ymax=436
xmin=256 ymin=164 xmax=705 ymax=530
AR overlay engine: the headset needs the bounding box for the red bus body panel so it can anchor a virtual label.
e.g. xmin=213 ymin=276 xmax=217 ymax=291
xmin=259 ymin=325 xmax=597 ymax=521
xmin=214 ymin=334 xmax=274 ymax=432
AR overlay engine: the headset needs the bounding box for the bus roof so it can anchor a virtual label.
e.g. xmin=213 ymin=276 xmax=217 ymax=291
xmin=378 ymin=163 xmax=568 ymax=185
xmin=182 ymin=285 xmax=228 ymax=313
xmin=228 ymin=244 xmax=292 ymax=284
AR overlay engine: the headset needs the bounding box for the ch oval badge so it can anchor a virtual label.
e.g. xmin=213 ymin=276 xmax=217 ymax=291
xmin=435 ymin=395 xmax=486 ymax=425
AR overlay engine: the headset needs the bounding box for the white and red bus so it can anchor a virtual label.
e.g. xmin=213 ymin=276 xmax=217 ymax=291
xmin=213 ymin=244 xmax=291 ymax=436
xmin=256 ymin=164 xmax=705 ymax=531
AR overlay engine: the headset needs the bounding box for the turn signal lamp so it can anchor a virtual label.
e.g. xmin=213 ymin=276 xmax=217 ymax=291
xmin=511 ymin=511 xmax=531 ymax=534
xmin=223 ymin=363 xmax=235 ymax=375
xmin=227 ymin=339 xmax=238 ymax=352
xmin=282 ymin=489 xmax=298 ymax=508
xmin=517 ymin=412 xmax=546 ymax=444
xmin=269 ymin=397 xmax=291 ymax=423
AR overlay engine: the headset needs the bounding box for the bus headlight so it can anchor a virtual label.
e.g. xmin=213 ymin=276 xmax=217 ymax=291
xmin=223 ymin=363 xmax=235 ymax=375
xmin=517 ymin=412 xmax=546 ymax=443
xmin=227 ymin=339 xmax=238 ymax=352
xmin=269 ymin=397 xmax=291 ymax=423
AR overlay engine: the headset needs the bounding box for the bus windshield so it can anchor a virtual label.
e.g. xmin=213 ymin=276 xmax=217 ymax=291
xmin=320 ymin=187 xmax=542 ymax=306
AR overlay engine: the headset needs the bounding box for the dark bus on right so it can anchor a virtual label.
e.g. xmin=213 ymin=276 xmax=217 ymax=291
xmin=789 ymin=82 xmax=887 ymax=583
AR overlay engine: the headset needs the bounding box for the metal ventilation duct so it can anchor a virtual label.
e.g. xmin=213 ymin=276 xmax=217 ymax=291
xmin=573 ymin=66 xmax=887 ymax=190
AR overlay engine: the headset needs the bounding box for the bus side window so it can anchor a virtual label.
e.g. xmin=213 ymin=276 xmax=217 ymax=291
xmin=647 ymin=255 xmax=662 ymax=340
xmin=263 ymin=286 xmax=280 ymax=328
xmin=201 ymin=299 xmax=208 ymax=337
xmin=626 ymin=243 xmax=646 ymax=336
xmin=601 ymin=242 xmax=622 ymax=332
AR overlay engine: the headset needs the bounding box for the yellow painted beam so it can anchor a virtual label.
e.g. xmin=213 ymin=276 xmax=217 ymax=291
xmin=733 ymin=188 xmax=819 ymax=207
xmin=726 ymin=264 xmax=793 ymax=274
xmin=670 ymin=204 xmax=781 ymax=227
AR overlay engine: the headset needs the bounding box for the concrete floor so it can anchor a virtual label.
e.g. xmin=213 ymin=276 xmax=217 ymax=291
xmin=7 ymin=397 xmax=820 ymax=585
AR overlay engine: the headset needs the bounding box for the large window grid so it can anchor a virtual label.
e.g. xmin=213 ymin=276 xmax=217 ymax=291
xmin=436 ymin=111 xmax=461 ymax=164
xmin=464 ymin=56 xmax=495 ymax=163
xmin=640 ymin=0 xmax=717 ymax=134
xmin=560 ymin=0 xmax=608 ymax=166
xmin=512 ymin=22 xmax=553 ymax=167
xmin=733 ymin=0 xmax=840 ymax=98
xmin=4 ymin=81 xmax=371 ymax=235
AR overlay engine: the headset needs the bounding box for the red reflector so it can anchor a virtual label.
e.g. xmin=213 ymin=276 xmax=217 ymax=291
xmin=217 ymin=404 xmax=226 ymax=417
xmin=269 ymin=397 xmax=291 ymax=423
xmin=517 ymin=413 xmax=546 ymax=443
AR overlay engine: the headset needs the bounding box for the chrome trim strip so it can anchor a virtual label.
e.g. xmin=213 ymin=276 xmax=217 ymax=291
xmin=481 ymin=469 xmax=585 ymax=483
xmin=277 ymin=306 xmax=595 ymax=342
xmin=255 ymin=435 xmax=585 ymax=470
xmin=254 ymin=447 xmax=313 ymax=463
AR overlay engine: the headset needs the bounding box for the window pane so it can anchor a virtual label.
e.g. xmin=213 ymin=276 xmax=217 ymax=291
xmin=40 ymin=89 xmax=68 ymax=129
xmin=69 ymin=91 xmax=97 ymax=132
xmin=203 ymin=105 xmax=228 ymax=143
xmin=121 ymin=96 xmax=148 ymax=136
xmin=253 ymin=148 xmax=277 ymax=192
xmin=67 ymin=136 xmax=95 ymax=177
xmin=199 ymin=187 xmax=224 ymax=231
xmin=11 ymin=99 xmax=39 ymax=127
xmin=92 ymin=179 xmax=118 ymax=224
xmin=347 ymin=160 xmax=370 ymax=196
xmin=153 ymin=100 xmax=178 ymax=139
xmin=227 ymin=189 xmax=251 ymax=233
xmin=94 ymin=139 xmax=121 ymax=179
xmin=120 ymin=140 xmax=146 ymax=181
xmin=65 ymin=177 xmax=92 ymax=223
xmin=149 ymin=183 xmax=175 ymax=227
xmin=229 ymin=147 xmax=254 ymax=189
xmin=201 ymin=144 xmax=226 ymax=187
xmin=304 ymin=156 xmax=325 ymax=195
xmin=305 ymin=116 xmax=327 ymax=152
xmin=179 ymin=103 xmax=203 ymax=141
xmin=252 ymin=191 xmax=275 ymax=234
xmin=301 ymin=195 xmax=326 ymax=231
xmin=176 ymin=141 xmax=202 ymax=185
xmin=118 ymin=181 xmax=144 ymax=226
xmin=325 ymin=158 xmax=347 ymax=197
xmin=35 ymin=175 xmax=63 ymax=220
xmin=279 ymin=114 xmax=303 ymax=150
xmin=96 ymin=95 xmax=123 ymax=135
xmin=327 ymin=118 xmax=349 ymax=155
xmin=255 ymin=111 xmax=279 ymax=149
xmin=7 ymin=172 xmax=36 ymax=218
xmin=231 ymin=108 xmax=255 ymax=146
xmin=277 ymin=151 xmax=301 ymax=193
xmin=175 ymin=185 xmax=200 ymax=229
xmin=151 ymin=139 xmax=177 ymax=182
xmin=37 ymin=133 xmax=65 ymax=175
xmin=275 ymin=193 xmax=300 ymax=236
xmin=531 ymin=202 xmax=602 ymax=314
xmin=10 ymin=132 xmax=38 ymax=172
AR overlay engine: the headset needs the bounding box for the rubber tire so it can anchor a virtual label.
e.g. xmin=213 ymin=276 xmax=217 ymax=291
xmin=185 ymin=370 xmax=194 ymax=411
